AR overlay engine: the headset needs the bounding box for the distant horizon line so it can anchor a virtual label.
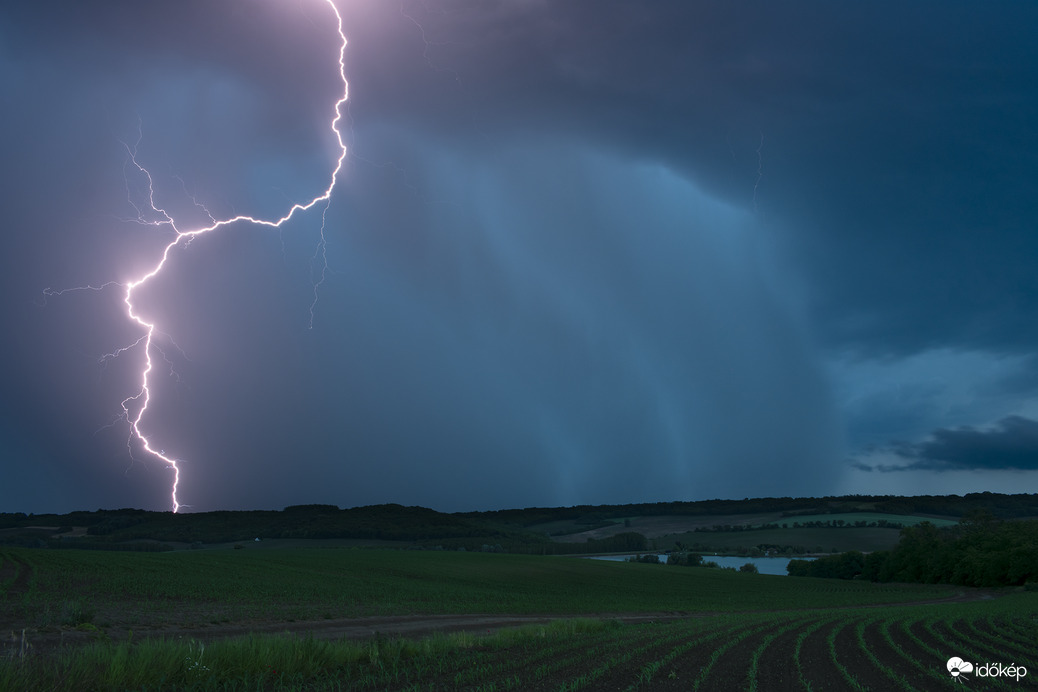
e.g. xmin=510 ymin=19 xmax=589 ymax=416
xmin=6 ymin=490 xmax=1034 ymax=517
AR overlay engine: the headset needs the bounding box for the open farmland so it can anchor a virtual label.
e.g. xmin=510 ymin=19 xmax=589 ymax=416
xmin=0 ymin=547 xmax=961 ymax=628
xmin=3 ymin=547 xmax=1036 ymax=690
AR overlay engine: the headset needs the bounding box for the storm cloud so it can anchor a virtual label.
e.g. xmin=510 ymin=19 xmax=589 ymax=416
xmin=881 ymin=416 xmax=1038 ymax=472
xmin=1 ymin=0 xmax=1036 ymax=513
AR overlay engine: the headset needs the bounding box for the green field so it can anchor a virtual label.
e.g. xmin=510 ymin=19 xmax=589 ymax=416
xmin=1 ymin=547 xmax=957 ymax=625
xmin=2 ymin=547 xmax=1036 ymax=690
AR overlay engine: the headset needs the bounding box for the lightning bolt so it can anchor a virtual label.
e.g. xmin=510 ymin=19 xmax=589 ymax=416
xmin=44 ymin=0 xmax=349 ymax=512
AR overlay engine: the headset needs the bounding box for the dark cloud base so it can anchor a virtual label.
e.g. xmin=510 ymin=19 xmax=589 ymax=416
xmin=860 ymin=416 xmax=1038 ymax=473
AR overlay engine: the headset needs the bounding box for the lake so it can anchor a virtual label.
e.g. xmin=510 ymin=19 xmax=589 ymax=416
xmin=587 ymin=553 xmax=815 ymax=576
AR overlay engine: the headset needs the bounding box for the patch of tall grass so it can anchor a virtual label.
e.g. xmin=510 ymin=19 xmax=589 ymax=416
xmin=0 ymin=619 xmax=621 ymax=691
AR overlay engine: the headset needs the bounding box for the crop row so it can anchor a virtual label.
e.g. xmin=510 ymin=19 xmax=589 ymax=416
xmin=2 ymin=546 xmax=1037 ymax=690
xmin=349 ymin=598 xmax=1037 ymax=691
xmin=4 ymin=594 xmax=1035 ymax=690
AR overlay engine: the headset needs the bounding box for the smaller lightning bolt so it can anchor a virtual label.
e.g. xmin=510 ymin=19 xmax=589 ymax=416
xmin=309 ymin=200 xmax=333 ymax=329
xmin=46 ymin=0 xmax=349 ymax=512
xmin=399 ymin=0 xmax=462 ymax=85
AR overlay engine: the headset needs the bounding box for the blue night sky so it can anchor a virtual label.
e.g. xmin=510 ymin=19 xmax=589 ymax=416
xmin=1 ymin=0 xmax=1037 ymax=513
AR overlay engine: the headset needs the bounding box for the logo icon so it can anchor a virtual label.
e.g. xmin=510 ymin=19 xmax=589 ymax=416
xmin=947 ymin=657 xmax=973 ymax=682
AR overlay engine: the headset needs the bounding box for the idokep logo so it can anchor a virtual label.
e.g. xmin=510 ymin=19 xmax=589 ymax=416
xmin=947 ymin=657 xmax=1028 ymax=683
xmin=947 ymin=657 xmax=973 ymax=681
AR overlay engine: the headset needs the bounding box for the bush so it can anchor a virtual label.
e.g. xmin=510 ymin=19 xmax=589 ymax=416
xmin=666 ymin=552 xmax=703 ymax=567
xmin=786 ymin=551 xmax=864 ymax=579
xmin=787 ymin=559 xmax=812 ymax=577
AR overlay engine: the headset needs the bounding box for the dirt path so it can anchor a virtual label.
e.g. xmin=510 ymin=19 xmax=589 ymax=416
xmin=0 ymin=554 xmax=30 ymax=597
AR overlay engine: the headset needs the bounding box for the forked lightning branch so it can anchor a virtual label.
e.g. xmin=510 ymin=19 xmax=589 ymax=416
xmin=44 ymin=0 xmax=349 ymax=513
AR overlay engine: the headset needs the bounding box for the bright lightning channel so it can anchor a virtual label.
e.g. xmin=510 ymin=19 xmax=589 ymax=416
xmin=45 ymin=0 xmax=348 ymax=513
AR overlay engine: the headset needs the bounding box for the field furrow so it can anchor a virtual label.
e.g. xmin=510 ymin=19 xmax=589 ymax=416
xmin=743 ymin=617 xmax=814 ymax=692
xmin=508 ymin=626 xmax=666 ymax=691
xmin=829 ymin=615 xmax=893 ymax=691
xmin=688 ymin=620 xmax=782 ymax=692
xmin=610 ymin=618 xmax=726 ymax=688
xmin=966 ymin=614 xmax=1038 ymax=666
xmin=855 ymin=617 xmax=917 ymax=692
xmin=882 ymin=619 xmax=955 ymax=690
xmin=797 ymin=618 xmax=847 ymax=691
xmin=826 ymin=619 xmax=870 ymax=691
xmin=630 ymin=621 xmax=767 ymax=691
xmin=999 ymin=616 xmax=1038 ymax=648
xmin=907 ymin=618 xmax=956 ymax=660
xmin=952 ymin=617 xmax=1016 ymax=658
xmin=456 ymin=643 xmax=594 ymax=690
xmin=551 ymin=621 xmax=708 ymax=691
xmin=930 ymin=619 xmax=1011 ymax=668
xmin=752 ymin=618 xmax=814 ymax=691
xmin=868 ymin=619 xmax=935 ymax=691
xmin=906 ymin=616 xmax=1015 ymax=691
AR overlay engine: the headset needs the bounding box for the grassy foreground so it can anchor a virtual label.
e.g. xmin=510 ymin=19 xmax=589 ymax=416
xmin=3 ymin=547 xmax=1037 ymax=690
xmin=3 ymin=596 xmax=1037 ymax=691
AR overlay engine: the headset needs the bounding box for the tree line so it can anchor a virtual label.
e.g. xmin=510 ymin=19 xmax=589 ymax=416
xmin=694 ymin=518 xmax=906 ymax=532
xmin=788 ymin=514 xmax=1038 ymax=587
